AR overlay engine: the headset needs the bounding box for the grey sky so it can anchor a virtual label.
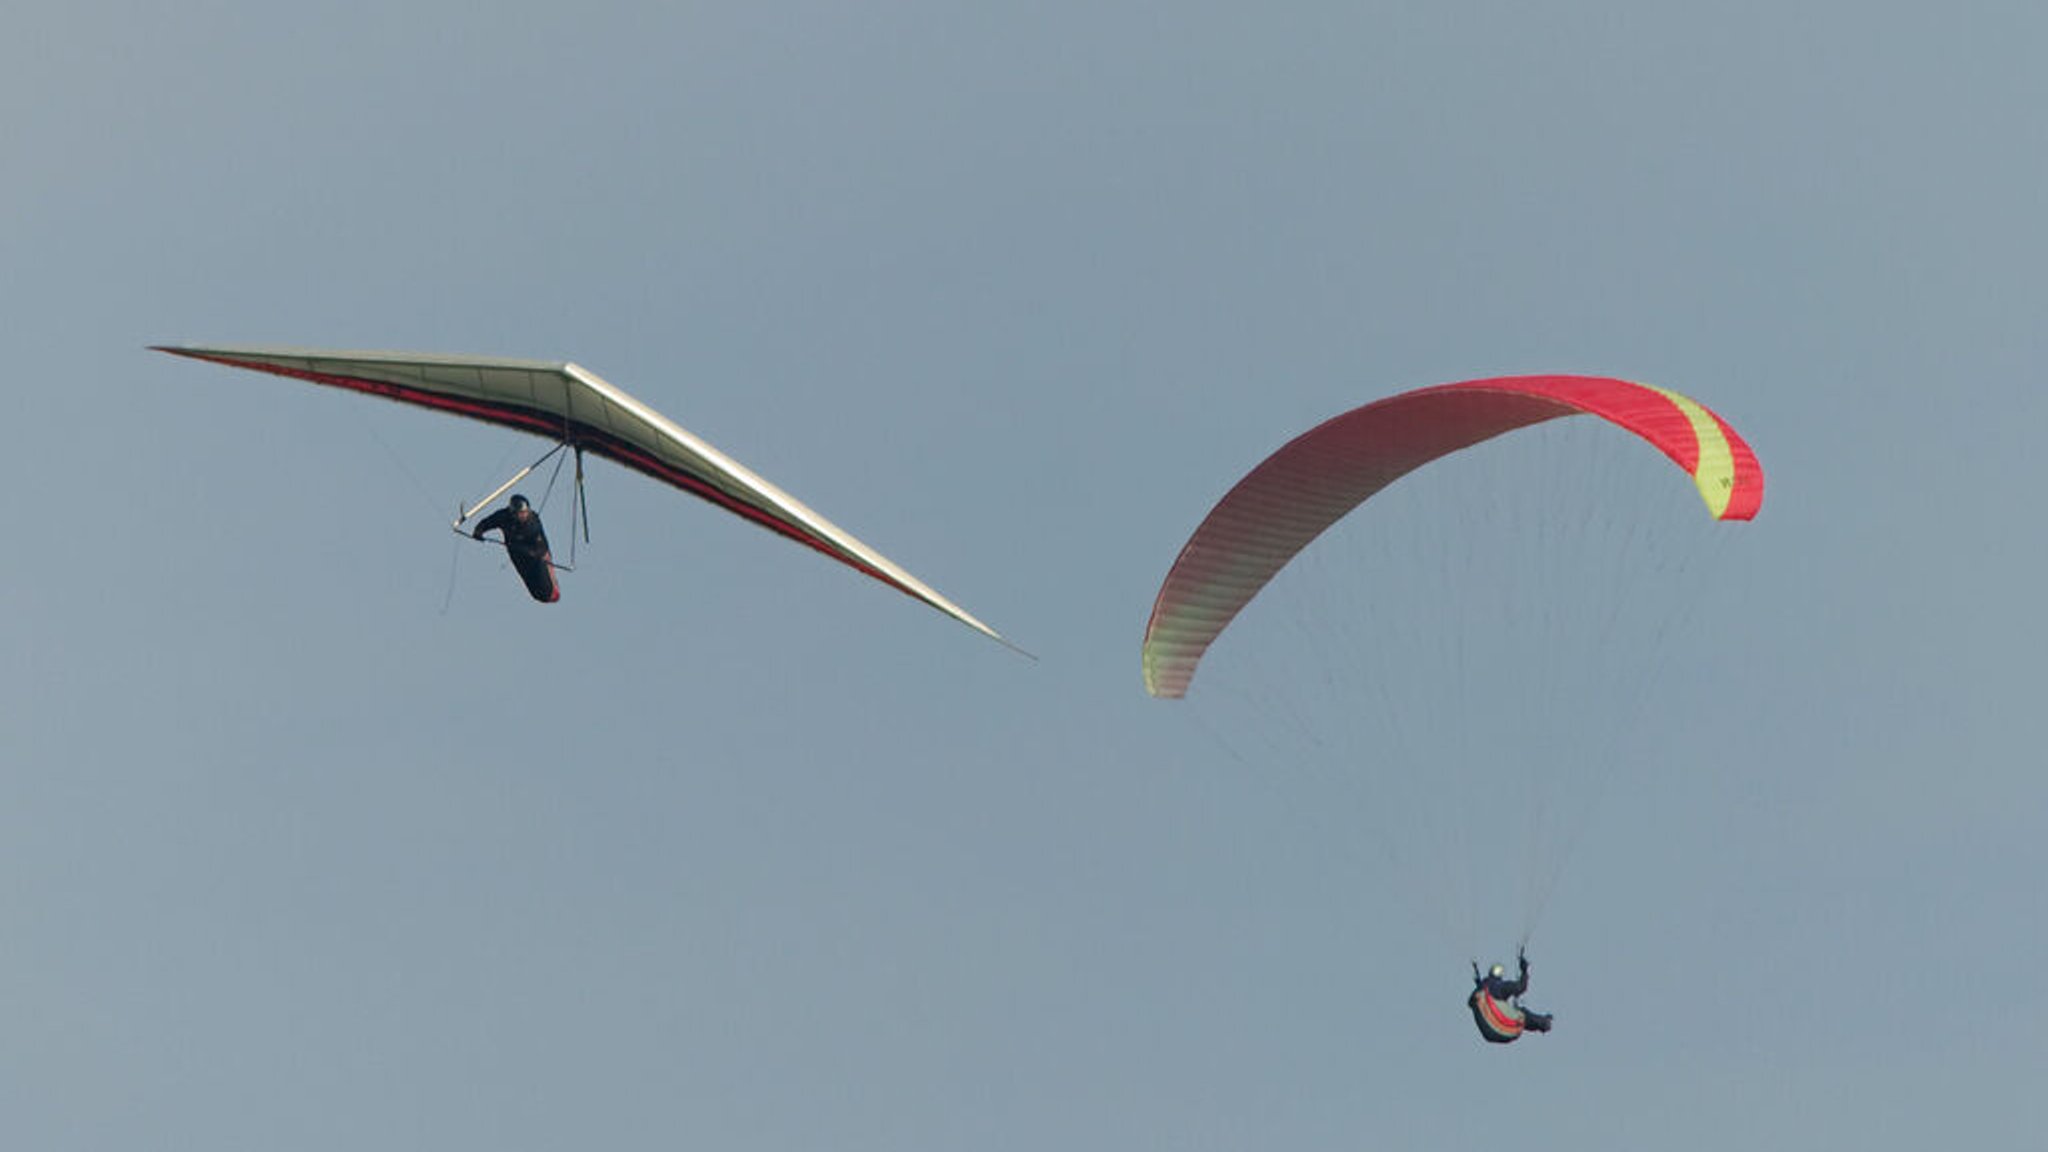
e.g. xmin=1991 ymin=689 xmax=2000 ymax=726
xmin=6 ymin=2 xmax=2043 ymax=1148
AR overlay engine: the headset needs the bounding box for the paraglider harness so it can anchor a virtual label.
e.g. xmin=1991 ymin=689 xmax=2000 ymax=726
xmin=1468 ymin=951 xmax=1552 ymax=1044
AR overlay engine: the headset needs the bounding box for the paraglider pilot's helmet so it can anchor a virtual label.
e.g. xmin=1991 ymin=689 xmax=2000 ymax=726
xmin=1490 ymin=964 xmax=1505 ymax=980
xmin=509 ymin=494 xmax=531 ymax=513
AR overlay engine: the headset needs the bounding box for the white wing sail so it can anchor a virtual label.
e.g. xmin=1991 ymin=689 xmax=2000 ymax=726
xmin=156 ymin=344 xmax=1009 ymax=645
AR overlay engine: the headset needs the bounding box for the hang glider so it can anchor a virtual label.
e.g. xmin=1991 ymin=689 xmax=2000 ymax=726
xmin=155 ymin=344 xmax=1011 ymax=646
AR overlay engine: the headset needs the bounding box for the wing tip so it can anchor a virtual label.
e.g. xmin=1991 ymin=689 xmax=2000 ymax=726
xmin=994 ymin=633 xmax=1039 ymax=661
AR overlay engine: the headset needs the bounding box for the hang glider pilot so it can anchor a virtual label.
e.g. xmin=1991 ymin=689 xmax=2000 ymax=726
xmin=1468 ymin=950 xmax=1553 ymax=1044
xmin=471 ymin=494 xmax=560 ymax=603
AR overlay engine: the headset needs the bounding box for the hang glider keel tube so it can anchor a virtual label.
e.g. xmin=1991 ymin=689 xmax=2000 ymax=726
xmin=154 ymin=344 xmax=1023 ymax=652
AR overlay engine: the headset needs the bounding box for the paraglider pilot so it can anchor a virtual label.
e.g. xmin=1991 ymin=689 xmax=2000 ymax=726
xmin=1468 ymin=949 xmax=1552 ymax=1044
xmin=472 ymin=494 xmax=560 ymax=603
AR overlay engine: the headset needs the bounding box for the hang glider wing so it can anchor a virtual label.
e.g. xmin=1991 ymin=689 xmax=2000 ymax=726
xmin=155 ymin=344 xmax=1008 ymax=645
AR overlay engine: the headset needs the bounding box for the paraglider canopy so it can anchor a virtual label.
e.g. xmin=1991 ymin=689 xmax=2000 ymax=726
xmin=1141 ymin=375 xmax=1763 ymax=698
xmin=1136 ymin=372 xmax=1764 ymax=959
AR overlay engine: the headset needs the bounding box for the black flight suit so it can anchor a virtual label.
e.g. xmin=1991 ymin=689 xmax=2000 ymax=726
xmin=473 ymin=505 xmax=560 ymax=603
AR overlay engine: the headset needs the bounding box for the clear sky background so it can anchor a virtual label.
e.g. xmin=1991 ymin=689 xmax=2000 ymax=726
xmin=6 ymin=3 xmax=2043 ymax=1148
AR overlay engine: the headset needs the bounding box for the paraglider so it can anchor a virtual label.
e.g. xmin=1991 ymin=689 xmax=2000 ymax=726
xmin=1468 ymin=951 xmax=1552 ymax=1044
xmin=155 ymin=344 xmax=1011 ymax=643
xmin=1139 ymin=375 xmax=1764 ymax=1041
